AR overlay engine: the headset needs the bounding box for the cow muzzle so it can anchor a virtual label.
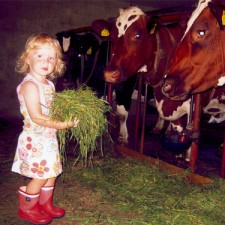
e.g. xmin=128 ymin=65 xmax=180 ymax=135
xmin=162 ymin=81 xmax=172 ymax=94
xmin=162 ymin=81 xmax=176 ymax=98
xmin=104 ymin=70 xmax=121 ymax=83
xmin=162 ymin=77 xmax=189 ymax=101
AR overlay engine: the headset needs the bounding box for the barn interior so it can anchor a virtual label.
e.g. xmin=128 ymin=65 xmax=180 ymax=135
xmin=1 ymin=0 xmax=224 ymax=180
xmin=1 ymin=0 xmax=197 ymax=119
xmin=1 ymin=0 xmax=225 ymax=223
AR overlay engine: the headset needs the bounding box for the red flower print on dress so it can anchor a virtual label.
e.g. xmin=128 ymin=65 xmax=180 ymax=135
xmin=31 ymin=160 xmax=49 ymax=177
xmin=27 ymin=137 xmax=32 ymax=142
xmin=26 ymin=143 xmax=32 ymax=150
xmin=26 ymin=136 xmax=32 ymax=150
xmin=18 ymin=148 xmax=28 ymax=161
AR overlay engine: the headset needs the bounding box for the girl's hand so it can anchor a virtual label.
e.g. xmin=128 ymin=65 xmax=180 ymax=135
xmin=66 ymin=116 xmax=79 ymax=129
xmin=73 ymin=118 xmax=79 ymax=128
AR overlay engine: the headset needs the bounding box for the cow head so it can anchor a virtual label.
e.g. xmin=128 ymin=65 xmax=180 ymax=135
xmin=162 ymin=0 xmax=225 ymax=100
xmin=92 ymin=7 xmax=156 ymax=84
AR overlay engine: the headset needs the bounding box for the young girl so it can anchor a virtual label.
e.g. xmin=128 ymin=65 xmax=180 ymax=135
xmin=12 ymin=33 xmax=79 ymax=224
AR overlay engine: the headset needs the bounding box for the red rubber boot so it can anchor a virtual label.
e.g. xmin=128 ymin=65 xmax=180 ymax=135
xmin=39 ymin=186 xmax=65 ymax=218
xmin=18 ymin=186 xmax=52 ymax=224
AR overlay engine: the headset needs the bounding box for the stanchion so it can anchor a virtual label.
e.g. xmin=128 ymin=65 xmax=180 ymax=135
xmin=140 ymin=82 xmax=149 ymax=154
xmin=189 ymin=93 xmax=201 ymax=172
xmin=107 ymin=83 xmax=113 ymax=106
xmin=134 ymin=74 xmax=143 ymax=150
xmin=107 ymin=83 xmax=113 ymax=134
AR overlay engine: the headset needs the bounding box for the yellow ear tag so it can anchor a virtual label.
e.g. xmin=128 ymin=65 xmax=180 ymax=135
xmin=150 ymin=23 xmax=157 ymax=34
xmin=222 ymin=10 xmax=225 ymax=25
xmin=87 ymin=47 xmax=92 ymax=55
xmin=101 ymin=28 xmax=110 ymax=37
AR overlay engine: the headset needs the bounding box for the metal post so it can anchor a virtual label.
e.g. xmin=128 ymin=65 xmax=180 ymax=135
xmin=107 ymin=83 xmax=113 ymax=106
xmin=107 ymin=83 xmax=113 ymax=134
xmin=134 ymin=74 xmax=143 ymax=150
xmin=189 ymin=93 xmax=201 ymax=172
xmin=140 ymin=82 xmax=148 ymax=154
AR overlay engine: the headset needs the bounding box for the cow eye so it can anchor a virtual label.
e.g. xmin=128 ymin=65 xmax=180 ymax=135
xmin=197 ymin=30 xmax=205 ymax=37
xmin=134 ymin=34 xmax=141 ymax=39
xmin=130 ymin=33 xmax=142 ymax=42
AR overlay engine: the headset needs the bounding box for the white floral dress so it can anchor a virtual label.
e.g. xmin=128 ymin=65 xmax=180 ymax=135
xmin=12 ymin=74 xmax=62 ymax=179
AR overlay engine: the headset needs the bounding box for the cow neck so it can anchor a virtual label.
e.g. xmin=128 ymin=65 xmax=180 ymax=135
xmin=145 ymin=26 xmax=178 ymax=88
xmin=145 ymin=32 xmax=163 ymax=88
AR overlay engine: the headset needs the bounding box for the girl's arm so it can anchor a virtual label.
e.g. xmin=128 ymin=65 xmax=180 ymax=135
xmin=19 ymin=81 xmax=79 ymax=130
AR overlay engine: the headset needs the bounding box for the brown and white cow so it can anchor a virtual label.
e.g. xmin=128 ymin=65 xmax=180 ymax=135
xmin=93 ymin=5 xmax=225 ymax=161
xmin=92 ymin=7 xmax=194 ymax=160
xmin=162 ymin=0 xmax=225 ymax=99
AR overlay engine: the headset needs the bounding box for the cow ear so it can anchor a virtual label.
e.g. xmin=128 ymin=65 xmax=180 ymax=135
xmin=91 ymin=19 xmax=111 ymax=38
xmin=208 ymin=1 xmax=225 ymax=30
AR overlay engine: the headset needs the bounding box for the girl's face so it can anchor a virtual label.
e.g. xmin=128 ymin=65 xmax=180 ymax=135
xmin=27 ymin=44 xmax=57 ymax=80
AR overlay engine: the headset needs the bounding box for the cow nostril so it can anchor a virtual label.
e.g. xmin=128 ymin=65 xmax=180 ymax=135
xmin=163 ymin=82 xmax=172 ymax=93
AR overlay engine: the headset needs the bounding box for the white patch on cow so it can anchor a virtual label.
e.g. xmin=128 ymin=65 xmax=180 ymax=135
xmin=171 ymin=123 xmax=183 ymax=133
xmin=217 ymin=76 xmax=225 ymax=86
xmin=154 ymin=117 xmax=165 ymax=131
xmin=204 ymin=98 xmax=225 ymax=123
xmin=175 ymin=145 xmax=191 ymax=161
xmin=185 ymin=147 xmax=191 ymax=162
xmin=131 ymin=89 xmax=138 ymax=100
xmin=138 ymin=65 xmax=148 ymax=73
xmin=131 ymin=90 xmax=145 ymax=102
xmin=62 ymin=36 xmax=71 ymax=52
xmin=208 ymin=115 xmax=225 ymax=123
xmin=182 ymin=0 xmax=211 ymax=39
xmin=155 ymin=98 xmax=191 ymax=123
xmin=116 ymin=6 xmax=145 ymax=38
xmin=117 ymin=104 xmax=128 ymax=143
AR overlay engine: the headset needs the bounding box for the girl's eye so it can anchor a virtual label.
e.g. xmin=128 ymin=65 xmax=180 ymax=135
xmin=49 ymin=57 xmax=56 ymax=62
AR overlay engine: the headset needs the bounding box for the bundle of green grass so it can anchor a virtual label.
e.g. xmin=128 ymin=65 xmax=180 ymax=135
xmin=50 ymin=86 xmax=111 ymax=165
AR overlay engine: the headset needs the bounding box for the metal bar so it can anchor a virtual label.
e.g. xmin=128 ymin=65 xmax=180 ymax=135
xmin=189 ymin=93 xmax=201 ymax=172
xmin=134 ymin=74 xmax=143 ymax=150
xmin=140 ymin=83 xmax=148 ymax=154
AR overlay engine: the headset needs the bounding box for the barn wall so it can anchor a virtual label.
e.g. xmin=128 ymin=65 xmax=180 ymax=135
xmin=0 ymin=0 xmax=152 ymax=119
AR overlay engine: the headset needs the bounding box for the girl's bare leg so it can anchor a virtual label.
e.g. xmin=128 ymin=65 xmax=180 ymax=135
xmin=26 ymin=178 xmax=48 ymax=194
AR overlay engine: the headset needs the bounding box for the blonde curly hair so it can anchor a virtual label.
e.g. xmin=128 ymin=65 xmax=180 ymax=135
xmin=16 ymin=33 xmax=65 ymax=79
